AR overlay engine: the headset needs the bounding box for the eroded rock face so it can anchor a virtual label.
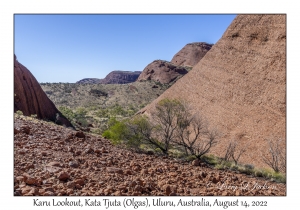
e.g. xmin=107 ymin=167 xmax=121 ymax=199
xmin=100 ymin=71 xmax=141 ymax=84
xmin=77 ymin=71 xmax=141 ymax=84
xmin=137 ymin=60 xmax=188 ymax=84
xmin=138 ymin=15 xmax=286 ymax=168
xmin=171 ymin=42 xmax=213 ymax=67
xmin=14 ymin=55 xmax=73 ymax=127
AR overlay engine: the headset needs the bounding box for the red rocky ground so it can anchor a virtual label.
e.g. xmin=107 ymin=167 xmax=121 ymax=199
xmin=14 ymin=116 xmax=286 ymax=196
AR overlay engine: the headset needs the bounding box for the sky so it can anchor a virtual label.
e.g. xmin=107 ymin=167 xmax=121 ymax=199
xmin=14 ymin=14 xmax=236 ymax=83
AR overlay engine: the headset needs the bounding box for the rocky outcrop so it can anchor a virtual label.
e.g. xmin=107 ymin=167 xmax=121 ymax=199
xmin=14 ymin=55 xmax=73 ymax=127
xmin=171 ymin=42 xmax=213 ymax=67
xmin=137 ymin=60 xmax=188 ymax=84
xmin=100 ymin=71 xmax=141 ymax=84
xmin=138 ymin=15 xmax=286 ymax=168
xmin=77 ymin=71 xmax=141 ymax=84
xmin=76 ymin=78 xmax=102 ymax=84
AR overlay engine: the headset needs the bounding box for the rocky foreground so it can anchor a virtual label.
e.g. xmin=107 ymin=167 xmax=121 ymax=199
xmin=14 ymin=117 xmax=286 ymax=196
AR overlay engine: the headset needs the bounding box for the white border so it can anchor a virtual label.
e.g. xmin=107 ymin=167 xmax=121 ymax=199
xmin=2 ymin=0 xmax=297 ymax=209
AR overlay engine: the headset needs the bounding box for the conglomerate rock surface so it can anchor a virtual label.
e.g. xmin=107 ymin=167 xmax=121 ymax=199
xmin=14 ymin=55 xmax=73 ymax=127
xmin=171 ymin=42 xmax=213 ymax=67
xmin=138 ymin=15 xmax=286 ymax=168
xmin=137 ymin=60 xmax=188 ymax=84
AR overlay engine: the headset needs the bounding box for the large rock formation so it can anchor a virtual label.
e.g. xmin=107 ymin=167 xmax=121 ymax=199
xmin=77 ymin=71 xmax=141 ymax=84
xmin=76 ymin=78 xmax=102 ymax=84
xmin=171 ymin=42 xmax=213 ymax=67
xmin=14 ymin=55 xmax=73 ymax=127
xmin=100 ymin=71 xmax=141 ymax=84
xmin=138 ymin=15 xmax=286 ymax=167
xmin=137 ymin=60 xmax=188 ymax=84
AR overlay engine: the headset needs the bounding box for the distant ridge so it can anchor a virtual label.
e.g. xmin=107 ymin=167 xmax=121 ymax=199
xmin=76 ymin=71 xmax=141 ymax=84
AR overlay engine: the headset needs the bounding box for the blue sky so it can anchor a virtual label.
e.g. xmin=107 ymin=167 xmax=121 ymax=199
xmin=14 ymin=14 xmax=236 ymax=83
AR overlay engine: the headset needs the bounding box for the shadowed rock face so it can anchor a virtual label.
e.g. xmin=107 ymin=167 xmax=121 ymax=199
xmin=171 ymin=42 xmax=213 ymax=67
xmin=14 ymin=55 xmax=73 ymax=127
xmin=138 ymin=15 xmax=286 ymax=167
xmin=137 ymin=60 xmax=188 ymax=84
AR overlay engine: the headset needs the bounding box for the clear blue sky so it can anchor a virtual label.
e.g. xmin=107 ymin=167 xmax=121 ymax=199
xmin=14 ymin=14 xmax=236 ymax=83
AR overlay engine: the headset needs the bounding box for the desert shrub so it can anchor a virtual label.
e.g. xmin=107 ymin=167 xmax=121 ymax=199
xmin=76 ymin=117 xmax=89 ymax=127
xmin=125 ymin=115 xmax=161 ymax=152
xmin=102 ymin=118 xmax=131 ymax=145
xmin=90 ymin=89 xmax=108 ymax=97
xmin=101 ymin=98 xmax=220 ymax=158
xmin=16 ymin=110 xmax=23 ymax=115
xmin=110 ymin=105 xmax=126 ymax=117
xmin=186 ymin=155 xmax=197 ymax=161
xmin=201 ymin=154 xmax=220 ymax=166
xmin=95 ymin=109 xmax=109 ymax=118
xmin=75 ymin=107 xmax=87 ymax=117
xmin=261 ymin=137 xmax=286 ymax=173
xmin=30 ymin=114 xmax=37 ymax=118
xmin=223 ymin=139 xmax=248 ymax=165
xmin=245 ymin=164 xmax=254 ymax=170
xmin=59 ymin=106 xmax=75 ymax=120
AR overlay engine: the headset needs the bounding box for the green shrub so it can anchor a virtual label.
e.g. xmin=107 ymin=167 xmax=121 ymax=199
xmin=95 ymin=109 xmax=109 ymax=118
xmin=215 ymin=164 xmax=225 ymax=170
xmin=230 ymin=164 xmax=239 ymax=171
xmin=102 ymin=118 xmax=131 ymax=145
xmin=201 ymin=154 xmax=220 ymax=166
xmin=59 ymin=106 xmax=75 ymax=120
xmin=254 ymin=170 xmax=263 ymax=177
xmin=16 ymin=110 xmax=23 ymax=115
xmin=30 ymin=114 xmax=37 ymax=118
xmin=186 ymin=155 xmax=197 ymax=161
xmin=75 ymin=107 xmax=87 ymax=118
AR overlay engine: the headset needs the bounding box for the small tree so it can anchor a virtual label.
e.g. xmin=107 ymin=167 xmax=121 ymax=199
xmin=223 ymin=139 xmax=247 ymax=165
xmin=125 ymin=116 xmax=163 ymax=152
xmin=151 ymin=99 xmax=219 ymax=157
xmin=175 ymin=115 xmax=219 ymax=159
xmin=150 ymin=99 xmax=186 ymax=155
xmin=261 ymin=137 xmax=286 ymax=173
xmin=103 ymin=98 xmax=219 ymax=158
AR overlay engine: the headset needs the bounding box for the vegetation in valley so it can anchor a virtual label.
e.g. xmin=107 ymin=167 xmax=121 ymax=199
xmin=40 ymin=81 xmax=171 ymax=133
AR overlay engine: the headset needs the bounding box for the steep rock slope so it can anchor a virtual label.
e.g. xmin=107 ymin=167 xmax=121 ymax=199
xmin=137 ymin=60 xmax=188 ymax=84
xmin=171 ymin=42 xmax=213 ymax=67
xmin=14 ymin=55 xmax=73 ymax=127
xmin=138 ymin=15 xmax=286 ymax=167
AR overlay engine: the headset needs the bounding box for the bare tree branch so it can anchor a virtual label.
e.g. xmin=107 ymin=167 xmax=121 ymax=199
xmin=261 ymin=137 xmax=286 ymax=173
